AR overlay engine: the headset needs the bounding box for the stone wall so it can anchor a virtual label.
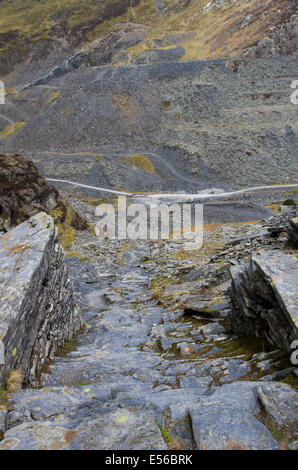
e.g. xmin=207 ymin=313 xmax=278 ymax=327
xmin=0 ymin=212 xmax=81 ymax=386
xmin=229 ymin=250 xmax=298 ymax=352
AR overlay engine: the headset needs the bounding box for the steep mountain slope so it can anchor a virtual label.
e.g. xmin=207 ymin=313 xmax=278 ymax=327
xmin=0 ymin=0 xmax=296 ymax=80
xmin=1 ymin=56 xmax=297 ymax=191
xmin=0 ymin=1 xmax=297 ymax=193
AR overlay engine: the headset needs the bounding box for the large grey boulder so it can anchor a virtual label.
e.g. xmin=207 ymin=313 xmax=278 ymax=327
xmin=288 ymin=217 xmax=298 ymax=249
xmin=0 ymin=212 xmax=81 ymax=386
xmin=229 ymin=250 xmax=298 ymax=352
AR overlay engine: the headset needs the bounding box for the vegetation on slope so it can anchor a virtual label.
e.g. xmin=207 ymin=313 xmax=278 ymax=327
xmin=122 ymin=154 xmax=156 ymax=175
xmin=0 ymin=0 xmax=296 ymax=69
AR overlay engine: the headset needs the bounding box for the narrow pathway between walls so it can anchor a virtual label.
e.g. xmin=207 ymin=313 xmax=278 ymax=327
xmin=0 ymin=201 xmax=297 ymax=450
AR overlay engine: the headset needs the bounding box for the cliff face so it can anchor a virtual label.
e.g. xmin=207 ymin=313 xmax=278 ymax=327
xmin=0 ymin=212 xmax=81 ymax=387
xmin=0 ymin=0 xmax=296 ymax=80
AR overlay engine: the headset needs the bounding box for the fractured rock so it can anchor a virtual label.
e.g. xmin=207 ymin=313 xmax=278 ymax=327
xmin=0 ymin=212 xmax=81 ymax=386
xmin=288 ymin=217 xmax=298 ymax=249
xmin=229 ymin=250 xmax=298 ymax=352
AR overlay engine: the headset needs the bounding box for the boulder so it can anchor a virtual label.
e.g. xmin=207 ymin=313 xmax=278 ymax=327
xmin=229 ymin=250 xmax=298 ymax=352
xmin=287 ymin=217 xmax=298 ymax=249
xmin=0 ymin=212 xmax=81 ymax=386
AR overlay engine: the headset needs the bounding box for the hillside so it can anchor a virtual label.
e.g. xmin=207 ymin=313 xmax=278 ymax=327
xmin=0 ymin=0 xmax=297 ymax=79
xmin=0 ymin=1 xmax=297 ymax=193
xmin=1 ymin=55 xmax=297 ymax=192
xmin=0 ymin=0 xmax=298 ymax=453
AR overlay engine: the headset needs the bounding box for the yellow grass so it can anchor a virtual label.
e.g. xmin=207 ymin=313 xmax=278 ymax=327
xmin=122 ymin=154 xmax=156 ymax=175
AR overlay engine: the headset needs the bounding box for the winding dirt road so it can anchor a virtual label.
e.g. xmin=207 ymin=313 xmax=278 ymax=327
xmin=46 ymin=178 xmax=298 ymax=200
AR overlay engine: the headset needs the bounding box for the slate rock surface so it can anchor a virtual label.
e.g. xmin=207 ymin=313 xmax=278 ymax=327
xmin=230 ymin=250 xmax=298 ymax=352
xmin=288 ymin=217 xmax=298 ymax=249
xmin=0 ymin=212 xmax=81 ymax=386
xmin=258 ymin=382 xmax=298 ymax=427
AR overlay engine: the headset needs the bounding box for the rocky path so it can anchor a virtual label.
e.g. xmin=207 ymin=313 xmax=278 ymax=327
xmin=0 ymin=204 xmax=297 ymax=450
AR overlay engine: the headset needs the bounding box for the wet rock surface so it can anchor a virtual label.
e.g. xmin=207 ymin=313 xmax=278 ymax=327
xmin=0 ymin=200 xmax=297 ymax=450
xmin=0 ymin=212 xmax=81 ymax=386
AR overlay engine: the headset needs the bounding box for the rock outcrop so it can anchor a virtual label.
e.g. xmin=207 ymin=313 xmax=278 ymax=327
xmin=0 ymin=212 xmax=81 ymax=386
xmin=288 ymin=217 xmax=298 ymax=249
xmin=0 ymin=154 xmax=87 ymax=233
xmin=241 ymin=12 xmax=298 ymax=59
xmin=229 ymin=250 xmax=298 ymax=352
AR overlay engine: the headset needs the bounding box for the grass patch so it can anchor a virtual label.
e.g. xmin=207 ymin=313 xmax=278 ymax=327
xmin=55 ymin=326 xmax=84 ymax=358
xmin=278 ymin=372 xmax=298 ymax=390
xmin=0 ymin=387 xmax=7 ymax=410
xmin=284 ymin=189 xmax=298 ymax=195
xmin=0 ymin=124 xmax=11 ymax=138
xmin=5 ymin=369 xmax=22 ymax=393
xmin=149 ymin=274 xmax=175 ymax=302
xmin=266 ymin=202 xmax=282 ymax=213
xmin=0 ymin=122 xmax=25 ymax=139
xmin=58 ymin=226 xmax=75 ymax=250
xmin=46 ymin=90 xmax=60 ymax=105
xmin=72 ymin=380 xmax=92 ymax=387
xmin=162 ymin=100 xmax=171 ymax=110
xmin=78 ymin=196 xmax=114 ymax=206
xmin=121 ymin=154 xmax=155 ymax=175
xmin=0 ymin=0 xmax=289 ymax=69
xmin=159 ymin=425 xmax=172 ymax=445
xmin=209 ymin=335 xmax=266 ymax=361
xmin=65 ymin=251 xmax=89 ymax=262
xmin=50 ymin=206 xmax=75 ymax=250
xmin=0 ymin=369 xmax=22 ymax=410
